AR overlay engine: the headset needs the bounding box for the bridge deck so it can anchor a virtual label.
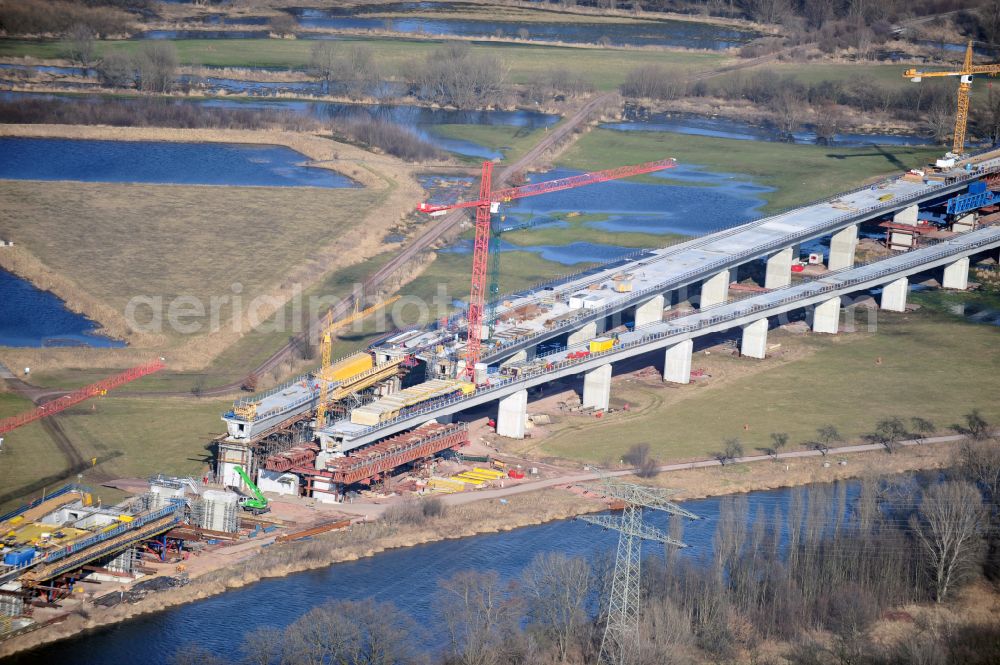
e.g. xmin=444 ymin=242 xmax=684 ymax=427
xmin=321 ymin=224 xmax=1000 ymax=451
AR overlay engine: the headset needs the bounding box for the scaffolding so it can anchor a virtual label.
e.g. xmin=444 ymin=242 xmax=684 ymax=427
xmin=191 ymin=492 xmax=239 ymax=533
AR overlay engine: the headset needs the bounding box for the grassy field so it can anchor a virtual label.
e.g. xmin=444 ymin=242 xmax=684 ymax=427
xmin=0 ymin=393 xmax=71 ymax=510
xmin=503 ymin=213 xmax=687 ymax=249
xmin=0 ymin=179 xmax=385 ymax=342
xmin=0 ymin=37 xmax=724 ymax=90
xmin=537 ymin=312 xmax=1000 ymax=465
xmin=430 ymin=124 xmax=545 ymax=163
xmin=558 ymin=129 xmax=943 ymax=212
xmin=0 ymin=394 xmax=229 ymax=512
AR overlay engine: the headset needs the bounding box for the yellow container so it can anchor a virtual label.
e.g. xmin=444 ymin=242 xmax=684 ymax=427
xmin=329 ymin=353 xmax=374 ymax=382
xmin=117 ymin=514 xmax=134 ymax=523
xmin=589 ymin=337 xmax=615 ymax=353
xmin=473 ymin=468 xmax=505 ymax=479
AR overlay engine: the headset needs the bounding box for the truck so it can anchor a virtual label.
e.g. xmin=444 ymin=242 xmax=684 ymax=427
xmin=234 ymin=465 xmax=269 ymax=515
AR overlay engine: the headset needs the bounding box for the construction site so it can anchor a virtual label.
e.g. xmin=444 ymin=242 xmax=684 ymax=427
xmin=2 ymin=37 xmax=1000 ymax=658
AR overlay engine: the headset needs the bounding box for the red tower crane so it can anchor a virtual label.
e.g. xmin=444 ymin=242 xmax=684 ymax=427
xmin=417 ymin=157 xmax=678 ymax=379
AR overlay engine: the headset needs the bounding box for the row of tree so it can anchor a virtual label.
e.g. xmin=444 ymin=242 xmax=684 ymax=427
xmin=171 ymin=414 xmax=998 ymax=665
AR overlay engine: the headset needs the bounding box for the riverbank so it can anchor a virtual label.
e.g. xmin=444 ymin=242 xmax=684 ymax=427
xmin=0 ymin=437 xmax=967 ymax=659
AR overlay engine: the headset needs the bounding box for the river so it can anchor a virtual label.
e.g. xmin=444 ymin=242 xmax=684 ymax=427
xmin=137 ymin=1 xmax=759 ymax=49
xmin=4 ymin=476 xmax=892 ymax=664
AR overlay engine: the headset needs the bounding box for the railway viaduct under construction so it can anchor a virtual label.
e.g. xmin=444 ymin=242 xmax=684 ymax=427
xmin=217 ymin=147 xmax=1000 ymax=501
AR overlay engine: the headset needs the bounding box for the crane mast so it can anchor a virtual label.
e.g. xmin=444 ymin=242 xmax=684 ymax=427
xmin=417 ymin=158 xmax=678 ymax=379
xmin=904 ymin=41 xmax=1000 ymax=155
xmin=315 ymin=296 xmax=400 ymax=429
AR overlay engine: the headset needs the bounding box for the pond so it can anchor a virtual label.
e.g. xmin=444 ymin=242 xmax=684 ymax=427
xmin=9 ymin=477 xmax=882 ymax=664
xmin=0 ymin=137 xmax=359 ymax=188
xmin=0 ymin=268 xmax=124 ymax=348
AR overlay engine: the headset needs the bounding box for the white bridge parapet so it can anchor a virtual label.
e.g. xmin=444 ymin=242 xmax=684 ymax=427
xmin=323 ymin=226 xmax=1000 ymax=451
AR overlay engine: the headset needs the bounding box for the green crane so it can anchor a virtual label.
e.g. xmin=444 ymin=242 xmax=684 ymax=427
xmin=234 ymin=465 xmax=269 ymax=514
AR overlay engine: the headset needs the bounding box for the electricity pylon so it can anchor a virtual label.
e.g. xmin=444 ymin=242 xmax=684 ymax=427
xmin=579 ymin=479 xmax=699 ymax=665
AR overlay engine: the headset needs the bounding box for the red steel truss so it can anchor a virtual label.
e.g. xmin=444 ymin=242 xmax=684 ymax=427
xmin=0 ymin=360 xmax=165 ymax=435
xmin=294 ymin=422 xmax=469 ymax=487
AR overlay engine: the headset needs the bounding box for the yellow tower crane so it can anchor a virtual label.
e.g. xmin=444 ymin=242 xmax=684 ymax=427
xmin=904 ymin=41 xmax=1000 ymax=156
xmin=315 ymin=295 xmax=400 ymax=429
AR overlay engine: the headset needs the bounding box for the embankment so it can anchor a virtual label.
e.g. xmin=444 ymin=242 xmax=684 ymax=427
xmin=0 ymin=438 xmax=963 ymax=658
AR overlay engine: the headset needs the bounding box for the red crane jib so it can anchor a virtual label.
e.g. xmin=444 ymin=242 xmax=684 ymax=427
xmin=416 ymin=157 xmax=678 ymax=379
xmin=416 ymin=158 xmax=678 ymax=213
xmin=0 ymin=360 xmax=165 ymax=435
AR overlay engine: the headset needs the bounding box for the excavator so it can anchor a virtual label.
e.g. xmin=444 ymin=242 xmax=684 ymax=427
xmin=234 ymin=465 xmax=269 ymax=515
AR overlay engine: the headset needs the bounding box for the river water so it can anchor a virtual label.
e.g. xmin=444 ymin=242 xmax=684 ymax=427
xmin=0 ymin=137 xmax=358 ymax=188
xmin=287 ymin=7 xmax=759 ymax=49
xmin=6 ymin=478 xmax=875 ymax=664
xmin=440 ymin=164 xmax=772 ymax=265
xmin=603 ymin=112 xmax=933 ymax=148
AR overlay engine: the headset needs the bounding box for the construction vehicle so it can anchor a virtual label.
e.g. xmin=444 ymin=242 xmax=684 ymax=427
xmin=904 ymin=41 xmax=1000 ymax=156
xmin=234 ymin=466 xmax=269 ymax=515
xmin=417 ymin=158 xmax=678 ymax=380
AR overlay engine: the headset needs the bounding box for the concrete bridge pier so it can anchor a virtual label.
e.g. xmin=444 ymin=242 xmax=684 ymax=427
xmin=741 ymin=318 xmax=768 ymax=359
xmin=634 ymin=294 xmax=666 ymax=328
xmin=700 ymin=269 xmax=731 ymax=308
xmin=567 ymin=320 xmax=599 ymax=346
xmin=765 ymin=246 xmax=794 ymax=289
xmin=582 ymin=363 xmax=612 ymax=411
xmin=663 ymin=339 xmax=693 ymax=384
xmin=952 ymin=213 xmax=977 ymax=233
xmin=811 ymin=296 xmax=841 ymax=334
xmin=942 ymin=257 xmax=970 ymax=290
xmin=881 ymin=277 xmax=909 ymax=312
xmin=496 ymin=389 xmax=528 ymax=439
xmin=828 ymin=224 xmax=859 ymax=271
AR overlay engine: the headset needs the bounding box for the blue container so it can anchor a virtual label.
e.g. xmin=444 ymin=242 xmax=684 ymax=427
xmin=3 ymin=547 xmax=36 ymax=567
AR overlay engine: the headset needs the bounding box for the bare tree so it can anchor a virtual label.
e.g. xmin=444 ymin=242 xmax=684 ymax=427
xmin=136 ymin=42 xmax=177 ymax=93
xmin=407 ymin=42 xmax=509 ymax=108
xmin=623 ymin=443 xmax=659 ymax=478
xmin=911 ymin=417 xmax=936 ymax=445
xmin=67 ymin=23 xmax=96 ymax=66
xmin=438 ymin=570 xmax=523 ymax=665
xmin=281 ymin=598 xmax=417 ymax=665
xmin=963 ymin=409 xmax=992 ymax=441
xmin=269 ymin=13 xmax=297 ymax=37
xmin=310 ymin=42 xmax=339 ymax=92
xmin=926 ymin=98 xmax=955 ymax=146
xmin=521 ymin=552 xmax=592 ymax=663
xmin=97 ymin=50 xmax=135 ymax=89
xmin=242 ymin=626 xmax=283 ymax=665
xmin=910 ymin=481 xmax=986 ymax=602
xmin=873 ymin=416 xmax=908 ymax=454
xmin=814 ymin=424 xmax=842 ymax=456
xmin=770 ymin=88 xmax=804 ymax=139
xmin=813 ymin=103 xmax=843 ymax=145
xmin=769 ymin=432 xmax=789 ymax=461
xmin=717 ymin=438 xmax=744 ymax=465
